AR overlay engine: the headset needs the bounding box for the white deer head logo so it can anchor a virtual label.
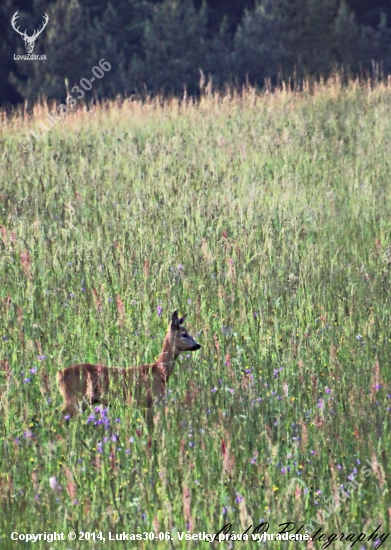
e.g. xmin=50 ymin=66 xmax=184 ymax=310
xmin=11 ymin=11 xmax=49 ymax=54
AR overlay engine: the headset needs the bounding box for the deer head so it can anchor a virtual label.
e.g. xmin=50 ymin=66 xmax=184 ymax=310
xmin=170 ymin=311 xmax=201 ymax=353
xmin=11 ymin=11 xmax=49 ymax=54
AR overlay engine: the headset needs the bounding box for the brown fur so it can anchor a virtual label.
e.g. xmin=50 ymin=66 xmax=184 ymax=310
xmin=57 ymin=311 xmax=201 ymax=425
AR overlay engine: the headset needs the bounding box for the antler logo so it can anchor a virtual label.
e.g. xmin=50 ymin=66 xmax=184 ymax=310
xmin=11 ymin=11 xmax=49 ymax=54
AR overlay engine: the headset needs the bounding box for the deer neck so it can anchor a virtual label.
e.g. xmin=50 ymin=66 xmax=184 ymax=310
xmin=157 ymin=332 xmax=179 ymax=378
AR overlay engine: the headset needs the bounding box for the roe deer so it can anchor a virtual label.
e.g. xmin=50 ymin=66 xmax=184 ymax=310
xmin=57 ymin=311 xmax=201 ymax=424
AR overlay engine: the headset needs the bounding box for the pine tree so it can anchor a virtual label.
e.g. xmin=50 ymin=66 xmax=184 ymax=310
xmin=233 ymin=0 xmax=365 ymax=85
xmin=134 ymin=0 xmax=209 ymax=94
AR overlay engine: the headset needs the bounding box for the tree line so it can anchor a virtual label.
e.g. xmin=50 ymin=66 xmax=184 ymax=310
xmin=1 ymin=0 xmax=391 ymax=107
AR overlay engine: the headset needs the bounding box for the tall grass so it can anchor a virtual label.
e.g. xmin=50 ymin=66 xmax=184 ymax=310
xmin=1 ymin=78 xmax=391 ymax=548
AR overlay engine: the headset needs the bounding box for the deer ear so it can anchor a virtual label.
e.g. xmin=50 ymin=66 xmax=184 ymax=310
xmin=178 ymin=314 xmax=187 ymax=325
xmin=171 ymin=311 xmax=180 ymax=328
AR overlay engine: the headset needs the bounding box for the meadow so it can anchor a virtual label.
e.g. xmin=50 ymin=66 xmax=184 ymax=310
xmin=1 ymin=77 xmax=391 ymax=549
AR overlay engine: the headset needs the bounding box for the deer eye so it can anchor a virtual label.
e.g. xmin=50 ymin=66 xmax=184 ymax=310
xmin=181 ymin=333 xmax=187 ymax=338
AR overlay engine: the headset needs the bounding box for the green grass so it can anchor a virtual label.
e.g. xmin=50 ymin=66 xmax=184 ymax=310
xmin=1 ymin=79 xmax=391 ymax=548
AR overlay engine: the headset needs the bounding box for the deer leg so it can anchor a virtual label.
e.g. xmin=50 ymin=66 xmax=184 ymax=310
xmin=146 ymin=405 xmax=154 ymax=434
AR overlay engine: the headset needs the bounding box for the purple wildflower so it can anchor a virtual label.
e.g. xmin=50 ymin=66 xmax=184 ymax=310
xmin=49 ymin=477 xmax=58 ymax=491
